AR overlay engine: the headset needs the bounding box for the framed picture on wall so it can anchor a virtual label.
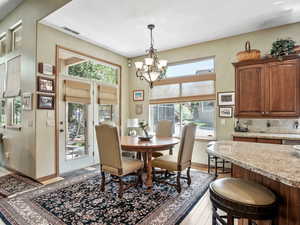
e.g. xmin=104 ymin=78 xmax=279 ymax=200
xmin=133 ymin=90 xmax=144 ymax=101
xmin=22 ymin=92 xmax=32 ymax=111
xmin=38 ymin=62 xmax=55 ymax=76
xmin=219 ymin=107 xmax=233 ymax=118
xmin=37 ymin=94 xmax=55 ymax=110
xmin=37 ymin=76 xmax=55 ymax=93
xmin=218 ymin=92 xmax=235 ymax=106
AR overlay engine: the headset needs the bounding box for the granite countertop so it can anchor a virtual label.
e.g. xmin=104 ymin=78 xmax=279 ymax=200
xmin=232 ymin=132 xmax=300 ymax=140
xmin=207 ymin=141 xmax=300 ymax=188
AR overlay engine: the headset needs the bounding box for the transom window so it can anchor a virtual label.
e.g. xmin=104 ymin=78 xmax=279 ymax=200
xmin=11 ymin=23 xmax=22 ymax=51
xmin=58 ymin=48 xmax=118 ymax=85
xmin=150 ymin=57 xmax=216 ymax=138
xmin=0 ymin=35 xmax=6 ymax=57
xmin=165 ymin=57 xmax=214 ymax=78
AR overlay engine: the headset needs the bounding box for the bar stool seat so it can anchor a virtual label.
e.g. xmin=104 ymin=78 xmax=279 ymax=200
xmin=210 ymin=178 xmax=277 ymax=225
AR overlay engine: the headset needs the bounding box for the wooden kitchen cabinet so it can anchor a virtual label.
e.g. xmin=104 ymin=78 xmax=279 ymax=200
xmin=233 ymin=136 xmax=282 ymax=144
xmin=235 ymin=64 xmax=265 ymax=117
xmin=234 ymin=55 xmax=300 ymax=118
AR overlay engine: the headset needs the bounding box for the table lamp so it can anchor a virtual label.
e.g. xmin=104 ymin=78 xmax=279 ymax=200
xmin=127 ymin=118 xmax=139 ymax=136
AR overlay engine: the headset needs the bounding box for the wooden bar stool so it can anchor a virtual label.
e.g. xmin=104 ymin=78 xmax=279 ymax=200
xmin=209 ymin=178 xmax=277 ymax=225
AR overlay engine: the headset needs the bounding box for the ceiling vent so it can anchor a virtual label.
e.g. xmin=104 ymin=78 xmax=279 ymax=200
xmin=62 ymin=26 xmax=80 ymax=35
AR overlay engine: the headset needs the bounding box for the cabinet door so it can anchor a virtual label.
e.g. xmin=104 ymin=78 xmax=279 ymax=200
xmin=257 ymin=138 xmax=282 ymax=144
xmin=267 ymin=59 xmax=300 ymax=117
xmin=233 ymin=137 xmax=257 ymax=142
xmin=235 ymin=64 xmax=265 ymax=117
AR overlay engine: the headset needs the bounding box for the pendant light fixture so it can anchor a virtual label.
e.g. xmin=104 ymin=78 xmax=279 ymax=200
xmin=134 ymin=24 xmax=167 ymax=88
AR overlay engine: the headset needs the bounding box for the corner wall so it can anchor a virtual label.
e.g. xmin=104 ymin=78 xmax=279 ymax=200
xmin=0 ymin=0 xmax=71 ymax=178
xmin=36 ymin=23 xmax=129 ymax=179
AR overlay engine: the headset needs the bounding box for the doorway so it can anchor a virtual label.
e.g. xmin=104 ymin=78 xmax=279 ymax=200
xmin=57 ymin=46 xmax=120 ymax=174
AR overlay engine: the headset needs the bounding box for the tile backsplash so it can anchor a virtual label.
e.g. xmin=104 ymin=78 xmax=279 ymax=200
xmin=236 ymin=118 xmax=300 ymax=134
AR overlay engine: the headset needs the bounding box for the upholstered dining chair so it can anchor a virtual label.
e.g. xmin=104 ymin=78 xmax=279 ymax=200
xmin=95 ymin=124 xmax=143 ymax=198
xmin=152 ymin=120 xmax=174 ymax=158
xmin=152 ymin=123 xmax=197 ymax=193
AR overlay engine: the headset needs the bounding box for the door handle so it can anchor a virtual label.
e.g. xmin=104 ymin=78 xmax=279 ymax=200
xmin=59 ymin=129 xmax=64 ymax=132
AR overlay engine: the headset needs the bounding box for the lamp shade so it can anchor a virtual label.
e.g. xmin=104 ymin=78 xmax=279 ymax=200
xmin=127 ymin=118 xmax=139 ymax=128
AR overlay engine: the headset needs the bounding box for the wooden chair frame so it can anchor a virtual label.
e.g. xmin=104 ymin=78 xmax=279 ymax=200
xmin=100 ymin=168 xmax=143 ymax=198
xmin=152 ymin=166 xmax=191 ymax=193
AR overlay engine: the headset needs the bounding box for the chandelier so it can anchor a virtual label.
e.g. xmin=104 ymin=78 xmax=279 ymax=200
xmin=134 ymin=24 xmax=167 ymax=88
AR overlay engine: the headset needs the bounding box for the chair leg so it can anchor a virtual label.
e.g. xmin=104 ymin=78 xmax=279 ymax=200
xmin=176 ymin=171 xmax=181 ymax=193
xmin=227 ymin=214 xmax=234 ymax=225
xmin=165 ymin=170 xmax=169 ymax=178
xmin=169 ymin=147 xmax=173 ymax=155
xmin=101 ymin=171 xmax=105 ymax=192
xmin=136 ymin=169 xmax=143 ymax=187
xmin=118 ymin=177 xmax=123 ymax=198
xmin=208 ymin=155 xmax=211 ymax=174
xmin=214 ymin=156 xmax=218 ymax=177
xmin=212 ymin=206 xmax=217 ymax=225
xmin=187 ymin=167 xmax=191 ymax=186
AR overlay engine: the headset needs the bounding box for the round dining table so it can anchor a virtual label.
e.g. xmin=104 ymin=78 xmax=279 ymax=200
xmin=120 ymin=136 xmax=180 ymax=188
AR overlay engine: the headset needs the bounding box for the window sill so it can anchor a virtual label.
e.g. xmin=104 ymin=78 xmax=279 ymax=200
xmin=6 ymin=125 xmax=22 ymax=131
xmin=173 ymin=135 xmax=216 ymax=141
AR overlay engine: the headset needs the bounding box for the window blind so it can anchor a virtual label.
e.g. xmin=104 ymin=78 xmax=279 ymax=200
xmin=98 ymin=84 xmax=118 ymax=105
xmin=64 ymin=80 xmax=91 ymax=104
xmin=5 ymin=55 xmax=21 ymax=98
xmin=150 ymin=73 xmax=216 ymax=104
xmin=0 ymin=63 xmax=5 ymax=98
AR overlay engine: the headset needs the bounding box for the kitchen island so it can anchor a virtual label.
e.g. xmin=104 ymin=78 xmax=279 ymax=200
xmin=207 ymin=141 xmax=300 ymax=225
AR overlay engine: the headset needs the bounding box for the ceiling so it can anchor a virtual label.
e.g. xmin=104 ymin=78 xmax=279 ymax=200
xmin=0 ymin=0 xmax=23 ymax=21
xmin=41 ymin=0 xmax=300 ymax=58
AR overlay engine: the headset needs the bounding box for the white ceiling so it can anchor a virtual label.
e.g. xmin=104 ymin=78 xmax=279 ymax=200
xmin=41 ymin=0 xmax=300 ymax=58
xmin=0 ymin=0 xmax=23 ymax=21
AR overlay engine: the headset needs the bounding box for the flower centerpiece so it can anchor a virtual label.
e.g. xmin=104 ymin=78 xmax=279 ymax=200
xmin=138 ymin=120 xmax=153 ymax=141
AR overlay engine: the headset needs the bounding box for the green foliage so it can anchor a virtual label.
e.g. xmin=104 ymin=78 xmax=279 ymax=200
xmin=270 ymin=38 xmax=296 ymax=60
xmin=13 ymin=97 xmax=22 ymax=125
xmin=68 ymin=61 xmax=118 ymax=84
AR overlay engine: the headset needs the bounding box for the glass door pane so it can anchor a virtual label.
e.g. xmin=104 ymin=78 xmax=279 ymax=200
xmin=66 ymin=102 xmax=89 ymax=160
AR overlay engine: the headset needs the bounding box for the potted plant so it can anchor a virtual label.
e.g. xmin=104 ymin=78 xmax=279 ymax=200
xmin=270 ymin=38 xmax=296 ymax=60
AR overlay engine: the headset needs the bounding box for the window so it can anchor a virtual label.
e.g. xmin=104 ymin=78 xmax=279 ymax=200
xmin=98 ymin=104 xmax=119 ymax=124
xmin=66 ymin=102 xmax=88 ymax=160
xmin=0 ymin=100 xmax=5 ymax=126
xmin=11 ymin=24 xmax=22 ymax=51
xmin=165 ymin=58 xmax=214 ymax=78
xmin=12 ymin=96 xmax=22 ymax=126
xmin=150 ymin=58 xmax=216 ymax=138
xmin=68 ymin=61 xmax=118 ymax=85
xmin=0 ymin=35 xmax=6 ymax=56
xmin=150 ymin=101 xmax=215 ymax=138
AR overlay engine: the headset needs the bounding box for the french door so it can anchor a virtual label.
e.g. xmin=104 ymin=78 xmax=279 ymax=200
xmin=58 ymin=76 xmax=96 ymax=174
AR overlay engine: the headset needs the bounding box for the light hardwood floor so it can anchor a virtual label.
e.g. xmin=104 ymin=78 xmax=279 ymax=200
xmin=181 ymin=190 xmax=213 ymax=225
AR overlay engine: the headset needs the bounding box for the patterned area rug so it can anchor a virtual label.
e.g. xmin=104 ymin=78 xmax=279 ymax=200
xmin=0 ymin=170 xmax=214 ymax=225
xmin=0 ymin=174 xmax=41 ymax=197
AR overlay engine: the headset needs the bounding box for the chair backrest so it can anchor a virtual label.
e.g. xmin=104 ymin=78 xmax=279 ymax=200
xmin=177 ymin=123 xmax=197 ymax=167
xmin=95 ymin=124 xmax=122 ymax=170
xmin=156 ymin=120 xmax=173 ymax=137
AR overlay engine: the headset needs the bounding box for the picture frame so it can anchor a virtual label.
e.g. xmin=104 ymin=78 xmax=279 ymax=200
xmin=219 ymin=107 xmax=233 ymax=118
xmin=218 ymin=92 xmax=235 ymax=106
xmin=38 ymin=62 xmax=56 ymax=76
xmin=37 ymin=76 xmax=55 ymax=93
xmin=22 ymin=92 xmax=32 ymax=111
xmin=135 ymin=104 xmax=143 ymax=115
xmin=37 ymin=94 xmax=55 ymax=110
xmin=133 ymin=90 xmax=144 ymax=101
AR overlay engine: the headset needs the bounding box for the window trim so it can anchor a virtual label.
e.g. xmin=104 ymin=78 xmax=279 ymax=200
xmin=11 ymin=23 xmax=22 ymax=51
xmin=150 ymin=73 xmax=216 ymax=104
